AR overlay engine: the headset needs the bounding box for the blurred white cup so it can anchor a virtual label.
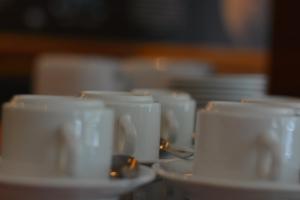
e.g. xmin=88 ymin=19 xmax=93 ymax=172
xmin=33 ymin=54 xmax=127 ymax=96
xmin=121 ymin=57 xmax=213 ymax=89
xmin=133 ymin=89 xmax=196 ymax=148
xmin=81 ymin=91 xmax=161 ymax=163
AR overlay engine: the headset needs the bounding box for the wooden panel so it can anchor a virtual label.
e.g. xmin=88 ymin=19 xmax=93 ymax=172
xmin=137 ymin=44 xmax=269 ymax=74
xmin=0 ymin=33 xmax=269 ymax=76
xmin=0 ymin=54 xmax=33 ymax=76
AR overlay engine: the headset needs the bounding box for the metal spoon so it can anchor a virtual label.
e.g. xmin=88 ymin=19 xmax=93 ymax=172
xmin=110 ymin=155 xmax=139 ymax=179
xmin=159 ymin=138 xmax=194 ymax=160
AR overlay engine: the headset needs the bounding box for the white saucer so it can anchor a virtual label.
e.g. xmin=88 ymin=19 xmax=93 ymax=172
xmin=0 ymin=160 xmax=155 ymax=200
xmin=153 ymin=159 xmax=300 ymax=200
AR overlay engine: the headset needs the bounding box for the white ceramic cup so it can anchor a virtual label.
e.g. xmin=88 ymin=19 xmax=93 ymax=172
xmin=133 ymin=89 xmax=196 ymax=148
xmin=81 ymin=91 xmax=161 ymax=163
xmin=194 ymin=101 xmax=300 ymax=183
xmin=2 ymin=95 xmax=114 ymax=179
xmin=242 ymin=97 xmax=300 ymax=115
xmin=33 ymin=54 xmax=127 ymax=96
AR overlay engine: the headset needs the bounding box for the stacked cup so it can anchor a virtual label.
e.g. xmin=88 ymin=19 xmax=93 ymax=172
xmin=0 ymin=94 xmax=159 ymax=200
xmin=2 ymin=95 xmax=114 ymax=179
xmin=81 ymin=91 xmax=161 ymax=164
xmin=132 ymin=89 xmax=196 ymax=149
xmin=194 ymin=101 xmax=300 ymax=183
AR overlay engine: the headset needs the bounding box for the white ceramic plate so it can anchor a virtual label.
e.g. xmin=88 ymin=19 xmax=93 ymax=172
xmin=171 ymin=75 xmax=267 ymax=90
xmin=171 ymin=83 xmax=266 ymax=91
xmin=172 ymin=74 xmax=266 ymax=83
xmin=170 ymin=87 xmax=266 ymax=95
xmin=153 ymin=159 xmax=300 ymax=200
xmin=0 ymin=160 xmax=155 ymax=200
xmin=189 ymin=91 xmax=265 ymax=97
xmin=191 ymin=94 xmax=265 ymax=102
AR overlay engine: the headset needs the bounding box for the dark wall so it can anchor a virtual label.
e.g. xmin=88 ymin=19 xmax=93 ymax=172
xmin=0 ymin=77 xmax=30 ymax=105
xmin=0 ymin=0 xmax=270 ymax=48
xmin=269 ymin=0 xmax=300 ymax=97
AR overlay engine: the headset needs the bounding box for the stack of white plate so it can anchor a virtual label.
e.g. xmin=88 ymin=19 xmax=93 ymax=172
xmin=170 ymin=74 xmax=267 ymax=108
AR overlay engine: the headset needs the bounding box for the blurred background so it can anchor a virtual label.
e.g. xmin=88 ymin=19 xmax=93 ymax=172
xmin=0 ymin=0 xmax=272 ymax=105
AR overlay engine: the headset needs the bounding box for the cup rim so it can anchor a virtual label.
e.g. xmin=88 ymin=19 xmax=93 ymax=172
xmin=132 ymin=88 xmax=172 ymax=96
xmin=243 ymin=98 xmax=300 ymax=112
xmin=81 ymin=91 xmax=154 ymax=103
xmin=36 ymin=54 xmax=121 ymax=69
xmin=158 ymin=92 xmax=191 ymax=102
xmin=4 ymin=95 xmax=105 ymax=110
xmin=132 ymin=89 xmax=191 ymax=102
xmin=204 ymin=101 xmax=296 ymax=116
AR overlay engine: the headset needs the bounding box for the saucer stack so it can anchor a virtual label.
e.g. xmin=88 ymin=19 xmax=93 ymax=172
xmin=169 ymin=74 xmax=267 ymax=108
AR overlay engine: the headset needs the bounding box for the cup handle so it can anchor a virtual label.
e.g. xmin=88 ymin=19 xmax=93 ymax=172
xmin=256 ymin=131 xmax=281 ymax=180
xmin=117 ymin=115 xmax=137 ymax=155
xmin=59 ymin=120 xmax=82 ymax=176
xmin=164 ymin=110 xmax=179 ymax=142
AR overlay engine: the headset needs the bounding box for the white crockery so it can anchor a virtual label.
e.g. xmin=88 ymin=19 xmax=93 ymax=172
xmin=205 ymin=101 xmax=295 ymax=115
xmin=0 ymin=159 xmax=155 ymax=200
xmin=242 ymin=96 xmax=300 ymax=115
xmin=154 ymin=159 xmax=300 ymax=200
xmin=121 ymin=58 xmax=213 ymax=89
xmin=170 ymin=74 xmax=267 ymax=109
xmin=133 ymin=89 xmax=196 ymax=148
xmin=81 ymin=91 xmax=161 ymax=163
xmin=171 ymin=74 xmax=267 ymax=89
xmin=33 ymin=54 xmax=127 ymax=96
xmin=194 ymin=101 xmax=300 ymax=183
xmin=2 ymin=95 xmax=114 ymax=179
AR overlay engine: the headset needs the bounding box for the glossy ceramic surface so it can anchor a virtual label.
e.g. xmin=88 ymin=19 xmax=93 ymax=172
xmin=2 ymin=95 xmax=114 ymax=179
xmin=195 ymin=101 xmax=300 ymax=183
xmin=154 ymin=159 xmax=300 ymax=200
xmin=81 ymin=91 xmax=161 ymax=163
xmin=133 ymin=89 xmax=196 ymax=148
xmin=0 ymin=159 xmax=155 ymax=200
xmin=121 ymin=58 xmax=213 ymax=89
xmin=243 ymin=96 xmax=300 ymax=115
xmin=34 ymin=55 xmax=126 ymax=95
